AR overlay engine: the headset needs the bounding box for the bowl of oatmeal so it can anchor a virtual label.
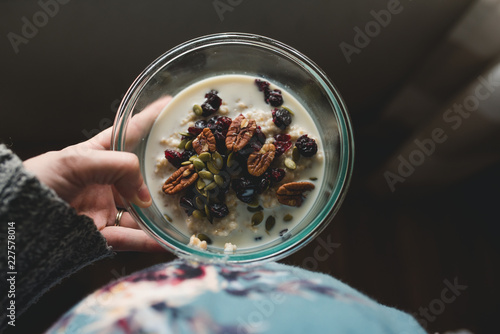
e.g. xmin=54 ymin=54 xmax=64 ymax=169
xmin=112 ymin=33 xmax=354 ymax=263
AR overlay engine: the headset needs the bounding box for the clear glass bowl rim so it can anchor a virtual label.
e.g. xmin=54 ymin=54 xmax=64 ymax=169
xmin=112 ymin=32 xmax=355 ymax=264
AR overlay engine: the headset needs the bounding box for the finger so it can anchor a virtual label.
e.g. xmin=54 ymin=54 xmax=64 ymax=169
xmin=87 ymin=96 xmax=172 ymax=150
xmin=101 ymin=227 xmax=167 ymax=252
xmin=62 ymin=149 xmax=152 ymax=208
xmin=112 ymin=186 xmax=126 ymax=208
xmin=111 ymin=211 xmax=141 ymax=230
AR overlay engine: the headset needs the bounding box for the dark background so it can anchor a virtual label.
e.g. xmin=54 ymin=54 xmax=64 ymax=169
xmin=1 ymin=1 xmax=499 ymax=333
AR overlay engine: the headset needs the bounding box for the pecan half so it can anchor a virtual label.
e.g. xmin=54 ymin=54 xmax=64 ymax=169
xmin=225 ymin=114 xmax=257 ymax=152
xmin=248 ymin=143 xmax=275 ymax=176
xmin=276 ymin=182 xmax=315 ymax=207
xmin=162 ymin=164 xmax=198 ymax=194
xmin=192 ymin=128 xmax=216 ymax=155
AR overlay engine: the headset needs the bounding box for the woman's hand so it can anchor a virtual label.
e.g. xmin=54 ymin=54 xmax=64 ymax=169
xmin=23 ymin=97 xmax=171 ymax=252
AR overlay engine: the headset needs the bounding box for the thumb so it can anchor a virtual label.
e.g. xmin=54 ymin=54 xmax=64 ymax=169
xmin=63 ymin=149 xmax=152 ymax=208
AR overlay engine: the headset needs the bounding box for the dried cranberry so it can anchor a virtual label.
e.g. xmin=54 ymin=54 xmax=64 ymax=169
xmin=295 ymin=135 xmax=318 ymax=157
xmin=255 ymin=79 xmax=283 ymax=106
xmin=208 ymin=203 xmax=229 ymax=219
xmin=201 ymin=90 xmax=222 ymax=116
xmin=275 ymin=142 xmax=292 ymax=157
xmin=180 ymin=194 xmax=196 ymax=215
xmin=272 ymin=108 xmax=292 ymax=130
xmin=255 ymin=79 xmax=270 ymax=92
xmin=268 ymin=168 xmax=286 ymax=185
xmin=164 ymin=149 xmax=183 ymax=168
xmin=215 ymin=116 xmax=232 ymax=132
xmin=213 ymin=130 xmax=226 ymax=152
xmin=231 ymin=177 xmax=257 ymax=203
xmin=255 ymin=126 xmax=266 ymax=145
xmin=267 ymin=89 xmax=283 ymax=107
xmin=274 ymin=133 xmax=291 ymax=142
xmin=187 ymin=126 xmax=203 ymax=136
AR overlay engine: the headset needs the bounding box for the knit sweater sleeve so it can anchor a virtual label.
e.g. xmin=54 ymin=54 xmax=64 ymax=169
xmin=0 ymin=145 xmax=113 ymax=331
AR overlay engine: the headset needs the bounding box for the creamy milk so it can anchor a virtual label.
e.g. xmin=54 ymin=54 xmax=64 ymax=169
xmin=145 ymin=74 xmax=324 ymax=250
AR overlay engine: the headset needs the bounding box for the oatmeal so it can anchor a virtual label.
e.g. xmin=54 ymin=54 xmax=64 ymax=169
xmin=144 ymin=75 xmax=325 ymax=250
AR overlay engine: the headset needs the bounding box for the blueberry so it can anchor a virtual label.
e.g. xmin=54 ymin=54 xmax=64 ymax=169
xmin=295 ymin=135 xmax=318 ymax=157
xmin=231 ymin=177 xmax=257 ymax=203
xmin=272 ymin=108 xmax=292 ymax=130
xmin=267 ymin=89 xmax=283 ymax=107
xmin=201 ymin=90 xmax=222 ymax=116
xmin=208 ymin=203 xmax=229 ymax=219
xmin=164 ymin=149 xmax=183 ymax=168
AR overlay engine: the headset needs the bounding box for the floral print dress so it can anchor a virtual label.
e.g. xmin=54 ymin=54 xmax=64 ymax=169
xmin=47 ymin=260 xmax=425 ymax=334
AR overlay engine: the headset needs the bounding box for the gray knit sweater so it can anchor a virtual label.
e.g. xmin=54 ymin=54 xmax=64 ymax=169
xmin=0 ymin=145 xmax=113 ymax=332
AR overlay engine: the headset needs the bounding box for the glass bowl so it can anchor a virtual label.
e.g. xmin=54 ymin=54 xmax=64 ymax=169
xmin=112 ymin=32 xmax=354 ymax=264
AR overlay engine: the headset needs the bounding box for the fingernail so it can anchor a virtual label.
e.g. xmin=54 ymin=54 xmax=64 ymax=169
xmin=133 ymin=183 xmax=152 ymax=207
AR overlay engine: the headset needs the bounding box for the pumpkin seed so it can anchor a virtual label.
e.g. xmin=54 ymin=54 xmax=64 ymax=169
xmin=179 ymin=131 xmax=192 ymax=137
xmin=212 ymin=151 xmax=223 ymax=169
xmin=227 ymin=152 xmax=235 ymax=167
xmin=251 ymin=211 xmax=264 ymax=226
xmin=181 ymin=160 xmax=193 ymax=166
xmin=284 ymin=158 xmax=296 ymax=170
xmin=193 ymin=104 xmax=203 ymax=116
xmin=195 ymin=196 xmax=205 ymax=210
xmin=204 ymin=205 xmax=211 ymax=218
xmin=206 ymin=161 xmax=220 ymax=175
xmin=163 ymin=213 xmax=172 ymax=222
xmin=265 ymin=216 xmax=276 ymax=231
xmin=197 ymin=233 xmax=212 ymax=245
xmin=247 ymin=205 xmax=264 ymax=213
xmin=205 ymin=182 xmax=217 ymax=191
xmin=198 ymin=170 xmax=213 ymax=180
xmin=189 ymin=155 xmax=197 ymax=162
xmin=292 ymin=147 xmax=300 ymax=162
xmin=198 ymin=152 xmax=211 ymax=162
xmin=192 ymin=209 xmax=205 ymax=219
xmin=196 ymin=178 xmax=206 ymax=190
xmin=283 ymin=214 xmax=293 ymax=222
xmin=193 ymin=158 xmax=205 ymax=171
xmin=198 ymin=188 xmax=208 ymax=197
xmin=185 ymin=140 xmax=193 ymax=151
xmin=178 ymin=139 xmax=188 ymax=149
xmin=214 ymin=174 xmax=224 ymax=187
xmin=309 ymin=177 xmax=318 ymax=181
xmin=282 ymin=106 xmax=294 ymax=115
xmin=182 ymin=169 xmax=192 ymax=177
xmin=248 ymin=198 xmax=260 ymax=208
